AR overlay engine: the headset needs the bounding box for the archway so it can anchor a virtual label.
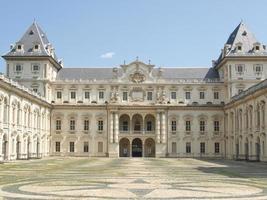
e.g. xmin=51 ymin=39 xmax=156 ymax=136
xmin=132 ymin=138 xmax=142 ymax=157
xmin=132 ymin=114 xmax=143 ymax=133
xmin=119 ymin=114 xmax=130 ymax=133
xmin=37 ymin=137 xmax=40 ymax=158
xmin=119 ymin=138 xmax=130 ymax=157
xmin=27 ymin=136 xmax=31 ymax=159
xmin=144 ymin=114 xmax=155 ymax=133
xmin=245 ymin=138 xmax=249 ymax=161
xmin=144 ymin=138 xmax=155 ymax=157
xmin=2 ymin=134 xmax=8 ymax=160
xmin=256 ymin=137 xmax=260 ymax=161
xmin=16 ymin=135 xmax=21 ymax=160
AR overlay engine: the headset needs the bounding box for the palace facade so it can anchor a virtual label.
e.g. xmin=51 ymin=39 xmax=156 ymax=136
xmin=0 ymin=22 xmax=266 ymax=161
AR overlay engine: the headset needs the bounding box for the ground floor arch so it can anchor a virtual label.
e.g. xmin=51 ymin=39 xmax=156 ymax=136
xmin=119 ymin=138 xmax=130 ymax=157
xmin=132 ymin=138 xmax=142 ymax=157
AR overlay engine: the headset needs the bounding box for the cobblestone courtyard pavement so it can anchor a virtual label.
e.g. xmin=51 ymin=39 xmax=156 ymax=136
xmin=0 ymin=158 xmax=267 ymax=199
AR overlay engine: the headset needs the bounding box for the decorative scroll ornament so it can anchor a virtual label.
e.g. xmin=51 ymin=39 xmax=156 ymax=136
xmin=129 ymin=71 xmax=146 ymax=83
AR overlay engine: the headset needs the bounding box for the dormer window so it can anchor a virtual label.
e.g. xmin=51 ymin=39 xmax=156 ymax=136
xmin=236 ymin=42 xmax=243 ymax=52
xmin=255 ymin=45 xmax=260 ymax=51
xmin=34 ymin=44 xmax=39 ymax=50
xmin=17 ymin=44 xmax=23 ymax=51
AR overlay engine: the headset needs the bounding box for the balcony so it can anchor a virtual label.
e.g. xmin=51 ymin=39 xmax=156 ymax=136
xmin=119 ymin=130 xmax=155 ymax=135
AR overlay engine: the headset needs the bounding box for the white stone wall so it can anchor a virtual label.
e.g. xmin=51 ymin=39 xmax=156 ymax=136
xmin=0 ymin=78 xmax=51 ymax=161
xmin=225 ymin=88 xmax=267 ymax=161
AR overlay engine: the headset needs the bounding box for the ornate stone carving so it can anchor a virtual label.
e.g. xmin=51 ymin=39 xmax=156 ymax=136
xmin=129 ymin=71 xmax=146 ymax=83
xmin=156 ymin=87 xmax=167 ymax=104
xmin=110 ymin=86 xmax=119 ymax=103
xmin=130 ymin=87 xmax=145 ymax=102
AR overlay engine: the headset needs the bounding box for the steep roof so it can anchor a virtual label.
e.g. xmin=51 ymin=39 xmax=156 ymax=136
xmin=3 ymin=22 xmax=62 ymax=68
xmin=215 ymin=22 xmax=267 ymax=67
xmin=56 ymin=67 xmax=219 ymax=81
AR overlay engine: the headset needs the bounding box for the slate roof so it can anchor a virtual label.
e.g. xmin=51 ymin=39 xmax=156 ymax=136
xmin=215 ymin=22 xmax=267 ymax=67
xmin=231 ymin=78 xmax=267 ymax=102
xmin=3 ymin=22 xmax=61 ymax=67
xmin=56 ymin=67 xmax=219 ymax=81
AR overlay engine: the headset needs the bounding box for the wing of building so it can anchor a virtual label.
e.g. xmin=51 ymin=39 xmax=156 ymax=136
xmin=0 ymin=22 xmax=266 ymax=161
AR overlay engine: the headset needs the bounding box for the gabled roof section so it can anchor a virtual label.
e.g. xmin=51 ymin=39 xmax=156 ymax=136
xmin=214 ymin=22 xmax=267 ymax=68
xmin=56 ymin=67 xmax=219 ymax=81
xmin=3 ymin=21 xmax=62 ymax=69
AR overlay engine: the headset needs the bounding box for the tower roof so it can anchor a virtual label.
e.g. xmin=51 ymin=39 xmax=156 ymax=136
xmin=214 ymin=22 xmax=267 ymax=67
xmin=3 ymin=21 xmax=62 ymax=68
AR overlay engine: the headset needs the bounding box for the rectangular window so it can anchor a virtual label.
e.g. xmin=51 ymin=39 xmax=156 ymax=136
xmin=185 ymin=92 xmax=191 ymax=99
xmin=254 ymin=64 xmax=263 ymax=73
xmin=57 ymin=91 xmax=62 ymax=99
xmin=147 ymin=91 xmax=153 ymax=101
xmin=70 ymin=91 xmax=76 ymax=99
xmin=15 ymin=64 xmax=22 ymax=72
xmin=214 ymin=92 xmax=219 ymax=99
xmin=236 ymin=64 xmax=244 ymax=73
xmin=98 ymin=142 xmax=103 ymax=153
xmin=146 ymin=121 xmax=152 ymax=131
xmin=32 ymin=65 xmax=39 ymax=71
xmin=199 ymin=121 xmax=205 ymax=132
xmin=214 ymin=121 xmax=220 ymax=132
xmin=123 ymin=91 xmax=128 ymax=101
xmin=84 ymin=91 xmax=90 ymax=99
xmin=186 ymin=142 xmax=191 ymax=153
xmin=56 ymin=120 xmax=61 ymax=130
xmin=98 ymin=120 xmax=103 ymax=131
xmin=185 ymin=121 xmax=191 ymax=131
xmin=84 ymin=120 xmax=89 ymax=131
xmin=172 ymin=142 xmax=177 ymax=154
xmin=199 ymin=92 xmax=205 ymax=99
xmin=33 ymin=88 xmax=38 ymax=93
xmin=171 ymin=121 xmax=177 ymax=132
xmin=99 ymin=91 xmax=104 ymax=99
xmin=69 ymin=142 xmax=75 ymax=152
xmin=84 ymin=142 xmax=89 ymax=152
xmin=200 ymin=142 xmax=205 ymax=154
xmin=171 ymin=91 xmax=177 ymax=100
xmin=70 ymin=120 xmax=75 ymax=130
xmin=215 ymin=142 xmax=220 ymax=153
xmin=55 ymin=142 xmax=60 ymax=152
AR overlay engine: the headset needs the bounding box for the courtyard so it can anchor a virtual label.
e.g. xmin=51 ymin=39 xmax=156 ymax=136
xmin=0 ymin=158 xmax=267 ymax=199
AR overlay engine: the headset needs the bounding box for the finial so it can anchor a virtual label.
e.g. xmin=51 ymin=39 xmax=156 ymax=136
xmin=123 ymin=60 xmax=126 ymax=65
xmin=148 ymin=59 xmax=151 ymax=64
xmin=136 ymin=56 xmax=139 ymax=61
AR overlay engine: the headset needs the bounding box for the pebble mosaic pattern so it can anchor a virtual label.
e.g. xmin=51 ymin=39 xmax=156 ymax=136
xmin=0 ymin=157 xmax=267 ymax=199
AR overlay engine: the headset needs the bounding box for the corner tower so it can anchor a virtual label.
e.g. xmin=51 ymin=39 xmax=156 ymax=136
xmin=214 ymin=22 xmax=267 ymax=100
xmin=2 ymin=21 xmax=63 ymax=101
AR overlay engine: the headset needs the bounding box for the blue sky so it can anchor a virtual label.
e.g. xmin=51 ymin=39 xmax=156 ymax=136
xmin=1 ymin=0 xmax=267 ymax=72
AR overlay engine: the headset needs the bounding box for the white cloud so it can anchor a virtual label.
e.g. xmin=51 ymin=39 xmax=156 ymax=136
xmin=100 ymin=52 xmax=115 ymax=59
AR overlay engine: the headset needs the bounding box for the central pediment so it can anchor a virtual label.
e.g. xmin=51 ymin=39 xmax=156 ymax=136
xmin=117 ymin=59 xmax=156 ymax=83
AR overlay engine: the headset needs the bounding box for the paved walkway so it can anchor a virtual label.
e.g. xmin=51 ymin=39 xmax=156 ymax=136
xmin=0 ymin=158 xmax=267 ymax=199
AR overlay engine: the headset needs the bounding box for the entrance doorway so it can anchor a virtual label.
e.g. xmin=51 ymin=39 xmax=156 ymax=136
xmin=119 ymin=138 xmax=130 ymax=157
xmin=132 ymin=138 xmax=142 ymax=157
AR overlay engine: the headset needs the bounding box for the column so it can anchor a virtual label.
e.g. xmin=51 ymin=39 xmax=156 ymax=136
xmin=0 ymin=136 xmax=2 ymax=160
xmin=156 ymin=113 xmax=160 ymax=143
xmin=109 ymin=112 xmax=114 ymax=143
xmin=114 ymin=113 xmax=119 ymax=143
xmin=129 ymin=140 xmax=132 ymax=157
xmin=161 ymin=112 xmax=166 ymax=143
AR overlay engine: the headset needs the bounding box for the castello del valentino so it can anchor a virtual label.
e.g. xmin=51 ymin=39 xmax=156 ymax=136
xmin=0 ymin=21 xmax=266 ymax=161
